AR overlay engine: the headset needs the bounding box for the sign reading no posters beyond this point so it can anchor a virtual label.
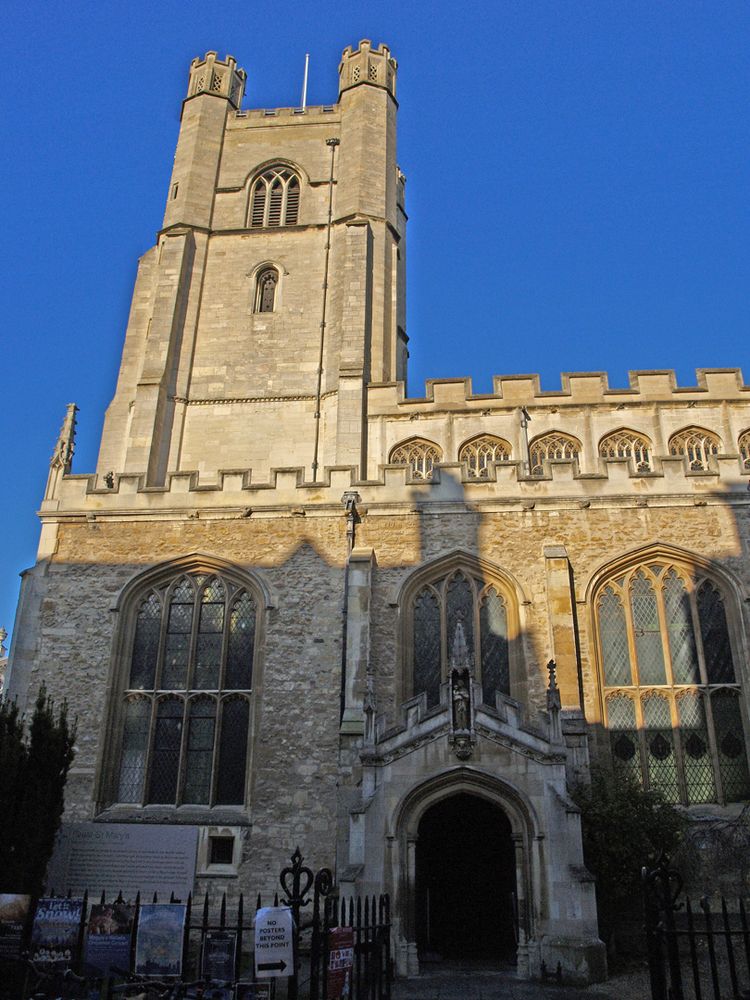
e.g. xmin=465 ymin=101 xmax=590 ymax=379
xmin=254 ymin=907 xmax=294 ymax=978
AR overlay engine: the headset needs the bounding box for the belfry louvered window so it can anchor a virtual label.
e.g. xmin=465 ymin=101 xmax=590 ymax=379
xmin=599 ymin=429 xmax=653 ymax=473
xmin=597 ymin=561 xmax=750 ymax=805
xmin=528 ymin=432 xmax=581 ymax=477
xmin=459 ymin=435 xmax=512 ymax=479
xmin=411 ymin=570 xmax=512 ymax=709
xmin=116 ymin=570 xmax=259 ymax=807
xmin=668 ymin=427 xmax=721 ymax=471
xmin=249 ymin=167 xmax=300 ymax=228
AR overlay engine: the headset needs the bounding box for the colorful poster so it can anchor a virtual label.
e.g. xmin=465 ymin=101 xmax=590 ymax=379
xmin=134 ymin=903 xmax=186 ymax=977
xmin=85 ymin=901 xmax=134 ymax=974
xmin=30 ymin=897 xmax=84 ymax=967
xmin=327 ymin=926 xmax=354 ymax=999
xmin=0 ymin=894 xmax=31 ymax=958
xmin=202 ymin=929 xmax=237 ymax=981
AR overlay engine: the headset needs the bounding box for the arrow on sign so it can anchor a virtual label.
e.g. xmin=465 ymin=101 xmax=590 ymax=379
xmin=258 ymin=960 xmax=287 ymax=972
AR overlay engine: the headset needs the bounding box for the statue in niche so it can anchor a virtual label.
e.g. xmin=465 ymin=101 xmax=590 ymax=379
xmin=451 ymin=669 xmax=471 ymax=731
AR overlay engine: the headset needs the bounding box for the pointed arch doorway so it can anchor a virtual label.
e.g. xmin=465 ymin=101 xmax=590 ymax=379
xmin=415 ymin=793 xmax=517 ymax=963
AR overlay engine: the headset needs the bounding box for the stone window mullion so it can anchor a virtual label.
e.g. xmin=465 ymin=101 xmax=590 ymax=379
xmin=655 ymin=571 xmax=677 ymax=688
xmin=174 ymin=695 xmax=192 ymax=806
xmin=702 ymin=688 xmax=725 ymax=803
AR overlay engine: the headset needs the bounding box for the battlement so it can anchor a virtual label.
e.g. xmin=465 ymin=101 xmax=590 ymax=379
xmin=338 ymin=39 xmax=397 ymax=99
xmin=185 ymin=51 xmax=246 ymax=110
xmin=371 ymin=368 xmax=750 ymax=413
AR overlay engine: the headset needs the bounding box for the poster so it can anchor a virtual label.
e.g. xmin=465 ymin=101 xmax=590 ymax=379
xmin=327 ymin=927 xmax=354 ymax=999
xmin=134 ymin=903 xmax=186 ymax=977
xmin=85 ymin=901 xmax=134 ymax=974
xmin=0 ymin=894 xmax=31 ymax=958
xmin=202 ymin=929 xmax=237 ymax=982
xmin=235 ymin=985 xmax=270 ymax=1000
xmin=30 ymin=897 xmax=84 ymax=967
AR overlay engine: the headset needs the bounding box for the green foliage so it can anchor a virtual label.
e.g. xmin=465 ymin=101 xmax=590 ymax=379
xmin=0 ymin=686 xmax=76 ymax=895
xmin=572 ymin=769 xmax=685 ymax=943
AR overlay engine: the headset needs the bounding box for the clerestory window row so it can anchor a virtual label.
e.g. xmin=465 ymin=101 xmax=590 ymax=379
xmin=388 ymin=426 xmax=748 ymax=481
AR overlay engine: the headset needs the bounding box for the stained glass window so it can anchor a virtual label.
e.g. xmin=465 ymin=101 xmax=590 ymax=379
xmin=115 ymin=568 xmax=259 ymax=807
xmin=598 ymin=560 xmax=749 ymax=805
xmin=413 ymin=587 xmax=441 ymax=708
xmin=411 ymin=570 xmax=514 ymax=709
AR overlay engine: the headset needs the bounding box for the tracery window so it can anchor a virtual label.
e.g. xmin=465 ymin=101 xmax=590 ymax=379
xmin=599 ymin=429 xmax=653 ymax=473
xmin=668 ymin=427 xmax=721 ymax=471
xmin=249 ymin=167 xmax=300 ymax=228
xmin=528 ymin=432 xmax=581 ymax=477
xmin=410 ymin=570 xmax=512 ymax=709
xmin=459 ymin=435 xmax=512 ymax=479
xmin=115 ymin=570 xmax=260 ymax=807
xmin=738 ymin=430 xmax=750 ymax=471
xmin=255 ymin=267 xmax=278 ymax=313
xmin=597 ymin=560 xmax=750 ymax=805
xmin=390 ymin=439 xmax=442 ymax=481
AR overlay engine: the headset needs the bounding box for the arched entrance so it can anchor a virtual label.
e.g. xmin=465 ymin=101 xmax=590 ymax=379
xmin=415 ymin=793 xmax=517 ymax=963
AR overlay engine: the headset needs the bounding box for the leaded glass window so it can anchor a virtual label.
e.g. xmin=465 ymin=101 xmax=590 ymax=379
xmin=255 ymin=268 xmax=279 ymax=313
xmin=459 ymin=436 xmax=512 ymax=479
xmin=249 ymin=167 xmax=300 ymax=228
xmin=599 ymin=429 xmax=653 ymax=473
xmin=597 ymin=559 xmax=749 ymax=805
xmin=410 ymin=570 xmax=513 ymax=709
xmin=528 ymin=432 xmax=581 ymax=477
xmin=115 ymin=569 xmax=259 ymax=807
xmin=390 ymin=439 xmax=442 ymax=481
xmin=668 ymin=427 xmax=721 ymax=471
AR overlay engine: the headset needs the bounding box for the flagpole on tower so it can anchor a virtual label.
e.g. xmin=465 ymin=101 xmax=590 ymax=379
xmin=301 ymin=53 xmax=310 ymax=110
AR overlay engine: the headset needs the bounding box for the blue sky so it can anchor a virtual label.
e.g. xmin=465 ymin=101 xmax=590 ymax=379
xmin=1 ymin=1 xmax=748 ymax=642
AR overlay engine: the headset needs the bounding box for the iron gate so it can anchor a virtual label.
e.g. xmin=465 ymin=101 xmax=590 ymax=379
xmin=643 ymin=855 xmax=750 ymax=1000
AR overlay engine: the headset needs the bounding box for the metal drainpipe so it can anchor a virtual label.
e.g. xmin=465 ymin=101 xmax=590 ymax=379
xmin=519 ymin=406 xmax=532 ymax=475
xmin=339 ymin=491 xmax=360 ymax=723
xmin=311 ymin=137 xmax=340 ymax=481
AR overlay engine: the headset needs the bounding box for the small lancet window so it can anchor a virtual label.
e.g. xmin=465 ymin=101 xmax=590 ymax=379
xmin=255 ymin=268 xmax=278 ymax=313
xmin=738 ymin=430 xmax=750 ymax=471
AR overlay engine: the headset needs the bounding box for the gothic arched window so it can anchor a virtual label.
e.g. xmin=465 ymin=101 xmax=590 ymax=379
xmin=599 ymin=429 xmax=653 ymax=473
xmin=528 ymin=432 xmax=581 ymax=477
xmin=596 ymin=560 xmax=750 ymax=805
xmin=249 ymin=167 xmax=300 ymax=228
xmin=255 ymin=267 xmax=278 ymax=313
xmin=459 ymin=435 xmax=512 ymax=479
xmin=409 ymin=569 xmax=513 ymax=709
xmin=114 ymin=569 xmax=260 ymax=808
xmin=390 ymin=439 xmax=442 ymax=481
xmin=668 ymin=427 xmax=721 ymax=471
xmin=738 ymin=429 xmax=750 ymax=471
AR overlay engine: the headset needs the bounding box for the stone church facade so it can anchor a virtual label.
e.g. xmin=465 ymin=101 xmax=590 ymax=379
xmin=7 ymin=41 xmax=750 ymax=983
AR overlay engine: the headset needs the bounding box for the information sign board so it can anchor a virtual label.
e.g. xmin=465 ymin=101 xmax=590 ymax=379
xmin=254 ymin=906 xmax=294 ymax=978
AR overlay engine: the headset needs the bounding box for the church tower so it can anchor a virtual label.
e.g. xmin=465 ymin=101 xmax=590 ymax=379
xmin=96 ymin=41 xmax=405 ymax=486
